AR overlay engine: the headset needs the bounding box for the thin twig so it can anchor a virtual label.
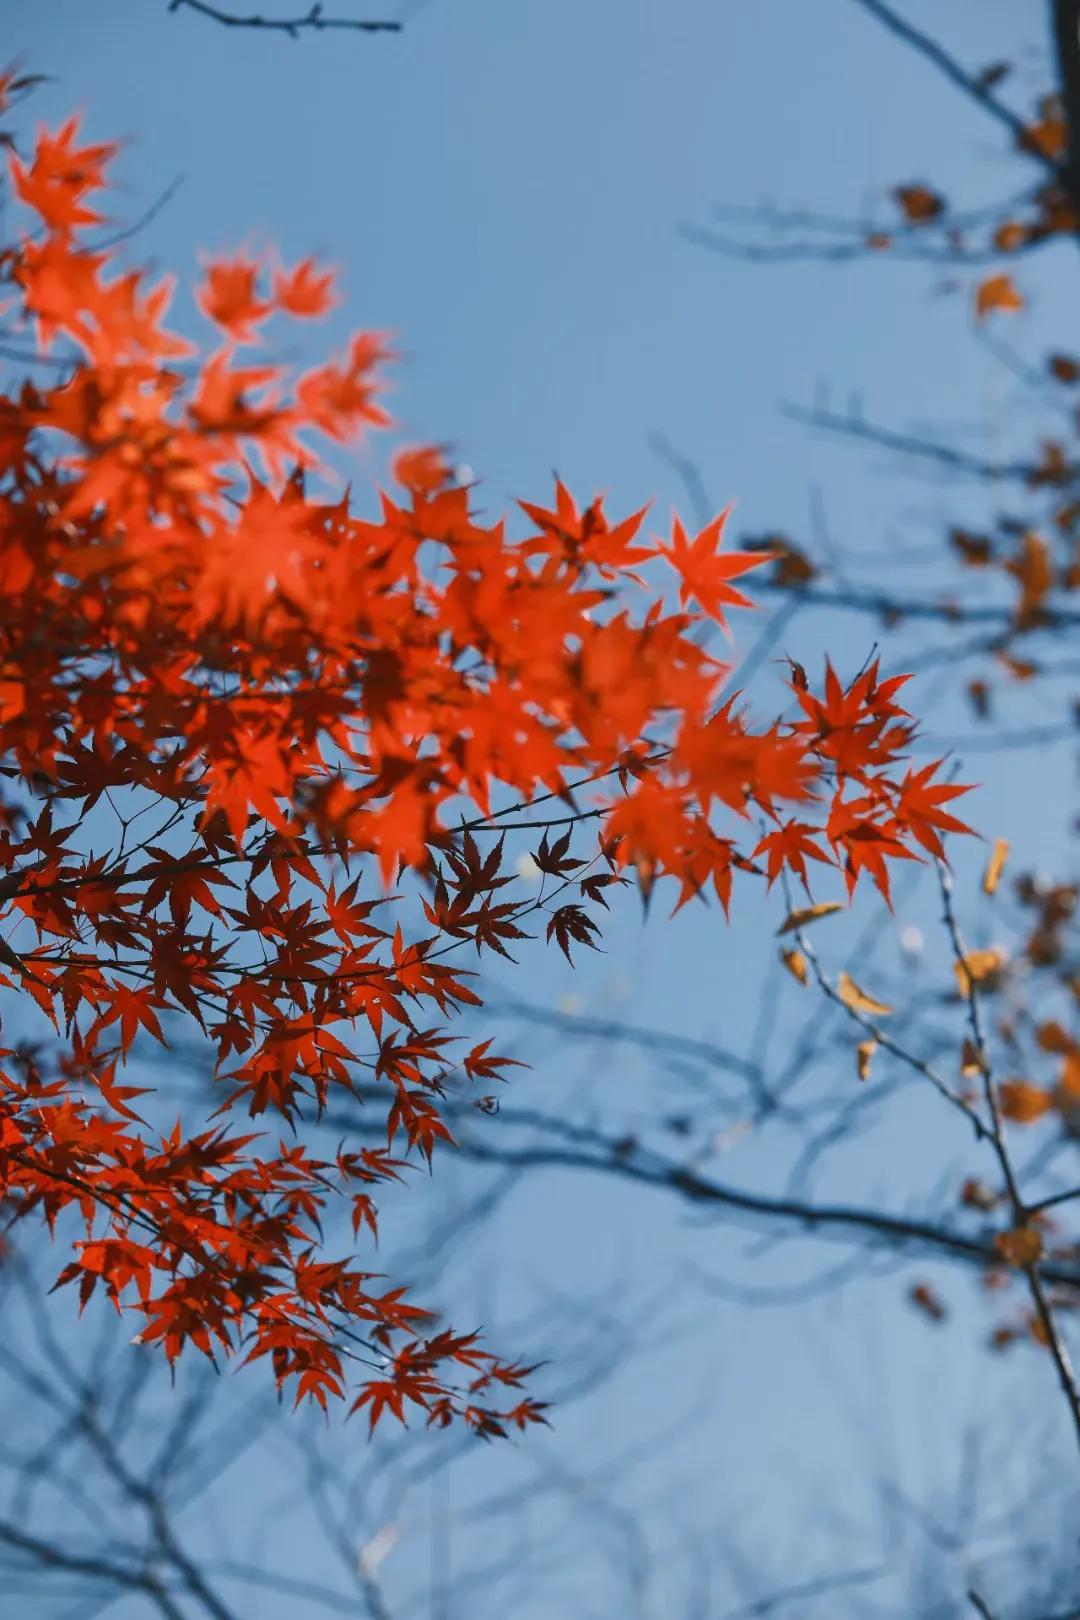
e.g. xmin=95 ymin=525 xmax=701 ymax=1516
xmin=781 ymin=403 xmax=1042 ymax=484
xmin=440 ymin=1107 xmax=1080 ymax=1286
xmin=849 ymin=0 xmax=1045 ymax=167
xmin=1029 ymin=1184 xmax=1080 ymax=1215
xmin=167 ymin=0 xmax=401 ymax=34
xmin=790 ymin=915 xmax=989 ymax=1142
xmin=968 ymin=1592 xmax=997 ymax=1620
xmin=938 ymin=859 xmax=1080 ymax=1458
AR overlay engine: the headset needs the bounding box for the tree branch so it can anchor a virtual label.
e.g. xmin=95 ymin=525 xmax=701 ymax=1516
xmin=781 ymin=403 xmax=1043 ymax=484
xmin=938 ymin=859 xmax=1080 ymax=1459
xmin=850 ymin=0 xmax=1043 ymax=165
xmin=450 ymin=1108 xmax=1080 ymax=1289
xmin=1053 ymin=0 xmax=1080 ymax=209
xmin=0 ymin=1519 xmax=188 ymax=1620
xmin=166 ymin=0 xmax=401 ymax=35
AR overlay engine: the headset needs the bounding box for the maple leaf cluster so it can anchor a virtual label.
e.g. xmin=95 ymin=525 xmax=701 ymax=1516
xmin=0 ymin=75 xmax=968 ymax=1426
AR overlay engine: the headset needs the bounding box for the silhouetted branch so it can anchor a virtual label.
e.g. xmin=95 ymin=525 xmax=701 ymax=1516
xmin=167 ymin=0 xmax=401 ymax=35
xmin=1051 ymin=1 xmax=1080 ymax=211
xmin=447 ymin=1107 xmax=1080 ymax=1288
xmin=787 ymin=901 xmax=988 ymax=1142
xmin=849 ymin=0 xmax=1041 ymax=165
xmin=90 ymin=177 xmax=186 ymax=252
xmin=483 ymin=991 xmax=763 ymax=1087
xmin=938 ymin=859 xmax=1080 ymax=1458
xmin=0 ymin=1519 xmax=188 ymax=1619
xmin=681 ymin=213 xmax=1040 ymax=268
xmin=718 ymin=1562 xmax=889 ymax=1620
xmin=780 ymin=403 xmax=1044 ymax=484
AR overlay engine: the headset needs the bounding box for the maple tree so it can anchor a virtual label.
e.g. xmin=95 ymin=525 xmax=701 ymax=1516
xmin=0 ymin=67 xmax=961 ymax=1437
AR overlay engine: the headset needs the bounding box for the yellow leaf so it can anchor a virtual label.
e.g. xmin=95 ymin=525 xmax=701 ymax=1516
xmin=995 ymin=649 xmax=1038 ymax=681
xmin=975 ymin=272 xmax=1024 ymax=320
xmin=998 ymin=1079 xmax=1054 ymax=1123
xmin=967 ymin=679 xmax=991 ymax=720
xmin=1049 ymin=352 xmax=1080 ymax=384
xmin=960 ymin=1177 xmax=997 ymax=1212
xmin=777 ymin=900 xmax=842 ymax=936
xmin=909 ymin=1282 xmax=946 ymax=1322
xmin=893 ymin=183 xmax=944 ymax=223
xmin=856 ymin=1039 xmax=877 ymax=1081
xmin=951 ymin=528 xmax=993 ymax=566
xmin=960 ymin=1038 xmax=985 ymax=1078
xmin=993 ymin=220 xmax=1028 ymax=252
xmin=981 ymin=837 xmax=1010 ymax=896
xmin=780 ymin=947 xmax=808 ymax=985
xmin=1003 ymin=531 xmax=1049 ymax=631
xmin=1036 ymin=1019 xmax=1074 ymax=1054
xmin=1058 ymin=1050 xmax=1080 ymax=1099
xmin=954 ymin=946 xmax=1007 ymax=998
xmin=1021 ymin=97 xmax=1067 ymax=159
xmin=837 ymin=971 xmax=893 ymax=1017
xmin=994 ymin=1225 xmax=1044 ymax=1267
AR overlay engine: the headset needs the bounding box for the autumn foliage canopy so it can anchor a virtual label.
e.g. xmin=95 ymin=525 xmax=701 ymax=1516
xmin=0 ymin=73 xmax=971 ymax=1431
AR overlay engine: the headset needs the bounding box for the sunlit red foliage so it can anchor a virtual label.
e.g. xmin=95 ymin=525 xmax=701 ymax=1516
xmin=0 ymin=79 xmax=967 ymax=1427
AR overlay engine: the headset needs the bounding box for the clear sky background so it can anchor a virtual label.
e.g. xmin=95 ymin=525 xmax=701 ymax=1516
xmin=4 ymin=3 xmax=1078 ymax=1617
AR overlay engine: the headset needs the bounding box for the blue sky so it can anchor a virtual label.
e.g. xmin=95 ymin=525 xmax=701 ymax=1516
xmin=4 ymin=2 xmax=1077 ymax=1615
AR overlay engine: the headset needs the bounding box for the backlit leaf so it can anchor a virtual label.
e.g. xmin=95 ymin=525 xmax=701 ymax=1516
xmin=982 ymin=837 xmax=1010 ymax=896
xmin=838 ymin=972 xmax=893 ymax=1017
xmin=777 ymin=901 xmax=843 ymax=936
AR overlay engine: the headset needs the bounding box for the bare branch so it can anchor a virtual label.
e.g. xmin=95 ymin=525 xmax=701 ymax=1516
xmin=717 ymin=1563 xmax=889 ymax=1620
xmin=681 ymin=213 xmax=1043 ymax=269
xmin=166 ymin=0 xmax=401 ymax=35
xmin=0 ymin=1519 xmax=188 ymax=1620
xmin=849 ymin=0 xmax=1043 ymax=167
xmin=483 ymin=991 xmax=764 ymax=1088
xmin=449 ymin=1107 xmax=1080 ymax=1287
xmin=780 ymin=403 xmax=1043 ymax=484
xmin=968 ymin=1591 xmax=998 ymax=1620
xmin=1052 ymin=1 xmax=1080 ymax=205
xmin=788 ymin=909 xmax=989 ymax=1142
xmin=937 ymin=859 xmax=1080 ymax=1459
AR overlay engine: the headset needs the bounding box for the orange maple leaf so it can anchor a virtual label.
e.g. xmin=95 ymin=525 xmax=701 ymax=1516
xmin=662 ymin=505 xmax=764 ymax=628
